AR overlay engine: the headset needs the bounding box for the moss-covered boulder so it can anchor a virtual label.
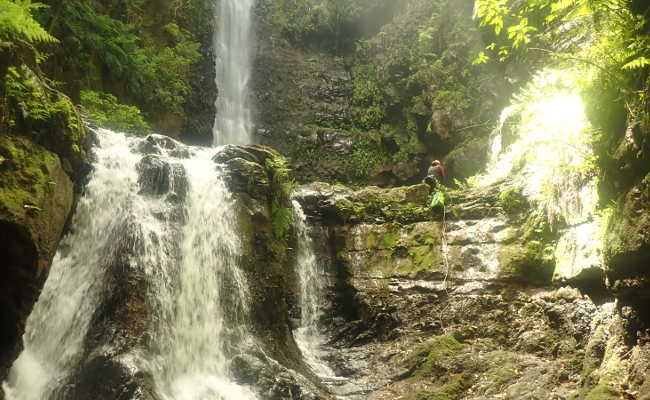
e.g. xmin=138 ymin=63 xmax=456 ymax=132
xmin=605 ymin=172 xmax=650 ymax=286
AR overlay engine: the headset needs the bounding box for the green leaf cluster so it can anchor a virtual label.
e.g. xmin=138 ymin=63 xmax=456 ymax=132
xmin=268 ymin=0 xmax=363 ymax=54
xmin=266 ymin=155 xmax=297 ymax=239
xmin=80 ymin=90 xmax=150 ymax=135
xmin=0 ymin=0 xmax=57 ymax=46
xmin=58 ymin=2 xmax=201 ymax=109
xmin=4 ymin=65 xmax=79 ymax=131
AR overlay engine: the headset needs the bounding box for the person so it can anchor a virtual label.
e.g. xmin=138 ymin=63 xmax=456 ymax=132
xmin=424 ymin=160 xmax=446 ymax=189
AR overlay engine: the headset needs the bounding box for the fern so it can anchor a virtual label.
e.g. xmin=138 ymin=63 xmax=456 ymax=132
xmin=622 ymin=56 xmax=650 ymax=70
xmin=0 ymin=0 xmax=58 ymax=44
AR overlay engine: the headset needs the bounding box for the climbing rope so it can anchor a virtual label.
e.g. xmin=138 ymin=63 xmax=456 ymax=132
xmin=441 ymin=203 xmax=452 ymax=291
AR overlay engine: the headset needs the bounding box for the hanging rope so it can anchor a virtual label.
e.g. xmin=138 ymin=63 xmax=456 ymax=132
xmin=441 ymin=203 xmax=452 ymax=291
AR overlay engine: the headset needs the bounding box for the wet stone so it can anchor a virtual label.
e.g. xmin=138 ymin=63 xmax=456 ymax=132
xmin=136 ymin=155 xmax=187 ymax=199
xmin=135 ymin=134 xmax=191 ymax=158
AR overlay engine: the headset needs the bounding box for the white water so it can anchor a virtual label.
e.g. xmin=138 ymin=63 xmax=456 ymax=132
xmin=2 ymin=130 xmax=144 ymax=400
xmin=213 ymin=0 xmax=255 ymax=146
xmin=150 ymin=149 xmax=256 ymax=400
xmin=2 ymin=129 xmax=256 ymax=400
xmin=291 ymin=201 xmax=335 ymax=378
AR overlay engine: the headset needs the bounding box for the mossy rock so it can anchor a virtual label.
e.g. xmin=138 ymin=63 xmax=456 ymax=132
xmin=407 ymin=374 xmax=469 ymax=400
xmin=604 ymin=172 xmax=650 ymax=280
xmin=406 ymin=334 xmax=465 ymax=378
xmin=498 ymin=186 xmax=528 ymax=214
xmin=498 ymin=240 xmax=555 ymax=284
xmin=584 ymin=383 xmax=619 ymax=400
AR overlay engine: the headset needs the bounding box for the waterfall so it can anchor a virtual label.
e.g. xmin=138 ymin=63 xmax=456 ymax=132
xmin=2 ymin=129 xmax=257 ymax=400
xmin=2 ymin=131 xmax=143 ymax=400
xmin=212 ymin=0 xmax=255 ymax=146
xmin=291 ymin=201 xmax=334 ymax=378
xmin=150 ymin=147 xmax=256 ymax=399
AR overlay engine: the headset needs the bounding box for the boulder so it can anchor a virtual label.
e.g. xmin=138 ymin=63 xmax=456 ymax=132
xmin=135 ymin=134 xmax=191 ymax=158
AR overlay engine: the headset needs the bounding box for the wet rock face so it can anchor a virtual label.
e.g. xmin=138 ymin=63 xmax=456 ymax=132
xmin=606 ymin=173 xmax=650 ymax=279
xmin=0 ymin=222 xmax=39 ymax=380
xmin=136 ymin=155 xmax=187 ymax=200
xmin=293 ymin=181 xmax=650 ymax=399
xmin=50 ymin=140 xmax=327 ymax=400
xmin=135 ymin=134 xmax=192 ymax=158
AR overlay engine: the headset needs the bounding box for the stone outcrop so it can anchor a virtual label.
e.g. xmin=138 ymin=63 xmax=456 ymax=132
xmin=292 ymin=181 xmax=650 ymax=399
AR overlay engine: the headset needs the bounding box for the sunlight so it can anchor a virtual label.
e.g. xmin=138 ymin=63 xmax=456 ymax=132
xmin=477 ymin=69 xmax=594 ymax=214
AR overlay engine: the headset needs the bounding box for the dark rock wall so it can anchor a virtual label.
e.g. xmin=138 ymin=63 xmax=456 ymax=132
xmin=251 ymin=0 xmax=510 ymax=186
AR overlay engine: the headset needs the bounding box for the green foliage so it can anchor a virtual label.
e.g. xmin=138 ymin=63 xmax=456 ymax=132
xmin=499 ymin=186 xmax=527 ymax=213
xmin=4 ymin=65 xmax=79 ymax=131
xmin=268 ymin=0 xmax=362 ymax=54
xmin=0 ymin=0 xmax=57 ymax=45
xmin=475 ymin=0 xmax=650 ymax=74
xmin=80 ymin=90 xmax=150 ymax=135
xmin=58 ymin=2 xmax=201 ymax=109
xmin=266 ymin=155 xmax=296 ymax=239
xmin=352 ymin=65 xmax=386 ymax=130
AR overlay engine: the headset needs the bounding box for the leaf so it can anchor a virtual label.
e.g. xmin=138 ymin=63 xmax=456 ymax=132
xmin=472 ymin=51 xmax=490 ymax=65
xmin=23 ymin=204 xmax=42 ymax=212
xmin=622 ymin=56 xmax=650 ymax=70
xmin=0 ymin=0 xmax=58 ymax=44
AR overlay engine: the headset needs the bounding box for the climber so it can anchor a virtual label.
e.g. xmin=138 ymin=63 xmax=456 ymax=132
xmin=425 ymin=160 xmax=446 ymax=209
xmin=424 ymin=160 xmax=446 ymax=189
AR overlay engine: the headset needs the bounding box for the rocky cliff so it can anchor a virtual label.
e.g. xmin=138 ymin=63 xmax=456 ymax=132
xmin=291 ymin=181 xmax=650 ymax=399
xmin=251 ymin=0 xmax=511 ymax=186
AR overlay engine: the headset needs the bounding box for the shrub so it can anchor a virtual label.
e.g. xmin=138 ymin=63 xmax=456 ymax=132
xmin=80 ymin=90 xmax=150 ymax=135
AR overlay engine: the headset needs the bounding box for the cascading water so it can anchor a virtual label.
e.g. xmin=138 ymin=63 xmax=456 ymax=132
xmin=149 ymin=147 xmax=256 ymax=399
xmin=291 ymin=201 xmax=334 ymax=378
xmin=2 ymin=129 xmax=257 ymax=400
xmin=212 ymin=0 xmax=255 ymax=146
xmin=2 ymin=131 xmax=144 ymax=400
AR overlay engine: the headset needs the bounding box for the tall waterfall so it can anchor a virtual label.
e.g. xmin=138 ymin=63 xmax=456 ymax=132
xmin=291 ymin=201 xmax=334 ymax=378
xmin=2 ymin=129 xmax=257 ymax=400
xmin=212 ymin=0 xmax=255 ymax=146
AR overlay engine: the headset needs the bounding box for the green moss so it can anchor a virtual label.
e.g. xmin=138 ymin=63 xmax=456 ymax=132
xmin=380 ymin=230 xmax=399 ymax=249
xmin=0 ymin=136 xmax=58 ymax=217
xmin=499 ymin=186 xmax=527 ymax=214
xmin=407 ymin=374 xmax=468 ymax=400
xmin=406 ymin=334 xmax=465 ymax=378
xmin=498 ymin=240 xmax=555 ymax=284
xmin=584 ymin=384 xmax=619 ymax=400
xmin=485 ymin=364 xmax=517 ymax=389
xmin=403 ymin=245 xmax=442 ymax=275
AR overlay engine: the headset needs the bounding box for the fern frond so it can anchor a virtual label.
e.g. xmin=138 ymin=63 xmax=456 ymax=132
xmin=0 ymin=0 xmax=58 ymax=44
xmin=622 ymin=56 xmax=650 ymax=70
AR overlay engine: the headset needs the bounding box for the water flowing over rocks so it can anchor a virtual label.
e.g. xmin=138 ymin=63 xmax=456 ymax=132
xmin=1 ymin=131 xmax=329 ymax=400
